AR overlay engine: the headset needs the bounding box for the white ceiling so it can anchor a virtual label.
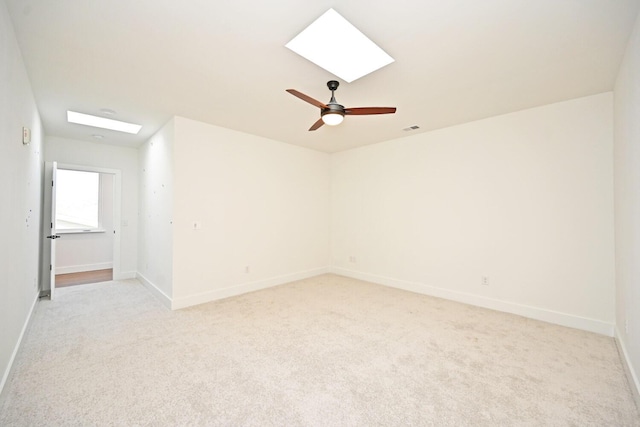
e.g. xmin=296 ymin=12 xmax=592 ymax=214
xmin=6 ymin=0 xmax=640 ymax=153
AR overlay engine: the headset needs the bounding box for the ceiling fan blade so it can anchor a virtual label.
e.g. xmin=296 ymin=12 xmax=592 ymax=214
xmin=309 ymin=118 xmax=324 ymax=131
xmin=286 ymin=89 xmax=328 ymax=109
xmin=344 ymin=107 xmax=397 ymax=115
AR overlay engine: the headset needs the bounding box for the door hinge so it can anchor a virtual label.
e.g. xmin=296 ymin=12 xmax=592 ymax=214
xmin=49 ymin=264 xmax=52 ymax=271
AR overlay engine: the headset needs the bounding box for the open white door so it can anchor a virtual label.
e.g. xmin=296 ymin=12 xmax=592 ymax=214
xmin=46 ymin=162 xmax=60 ymax=299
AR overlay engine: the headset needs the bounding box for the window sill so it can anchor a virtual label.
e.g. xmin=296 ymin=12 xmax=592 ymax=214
xmin=56 ymin=229 xmax=107 ymax=235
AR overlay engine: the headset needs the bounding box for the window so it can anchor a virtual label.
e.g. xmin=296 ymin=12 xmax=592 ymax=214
xmin=55 ymin=169 xmax=101 ymax=231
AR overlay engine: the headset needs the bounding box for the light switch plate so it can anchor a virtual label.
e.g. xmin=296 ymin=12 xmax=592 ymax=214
xmin=22 ymin=127 xmax=31 ymax=145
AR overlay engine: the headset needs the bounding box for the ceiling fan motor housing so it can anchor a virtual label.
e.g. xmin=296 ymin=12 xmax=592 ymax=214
xmin=322 ymin=103 xmax=345 ymax=117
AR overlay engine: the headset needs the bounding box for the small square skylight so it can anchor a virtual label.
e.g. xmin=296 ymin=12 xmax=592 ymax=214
xmin=285 ymin=8 xmax=394 ymax=83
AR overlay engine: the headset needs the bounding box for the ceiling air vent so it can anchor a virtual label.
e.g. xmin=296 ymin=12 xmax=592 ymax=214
xmin=403 ymin=125 xmax=420 ymax=132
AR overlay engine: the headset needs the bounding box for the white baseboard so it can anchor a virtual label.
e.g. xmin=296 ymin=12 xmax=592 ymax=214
xmin=56 ymin=262 xmax=113 ymax=275
xmin=114 ymin=271 xmax=136 ymax=280
xmin=0 ymin=291 xmax=39 ymax=395
xmin=171 ymin=267 xmax=331 ymax=310
xmin=615 ymin=327 xmax=640 ymax=410
xmin=332 ymin=268 xmax=615 ymax=337
xmin=136 ymin=272 xmax=172 ymax=309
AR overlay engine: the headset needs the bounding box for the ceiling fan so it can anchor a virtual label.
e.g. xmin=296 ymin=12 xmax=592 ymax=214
xmin=286 ymin=80 xmax=396 ymax=131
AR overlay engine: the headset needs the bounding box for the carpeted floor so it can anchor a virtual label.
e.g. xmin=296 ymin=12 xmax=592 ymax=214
xmin=1 ymin=274 xmax=638 ymax=426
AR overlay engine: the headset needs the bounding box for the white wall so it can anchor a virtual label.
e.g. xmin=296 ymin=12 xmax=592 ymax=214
xmin=55 ymin=173 xmax=114 ymax=274
xmin=44 ymin=136 xmax=138 ymax=278
xmin=137 ymin=119 xmax=174 ymax=304
xmin=0 ymin=2 xmax=43 ymax=393
xmin=613 ymin=10 xmax=640 ymax=404
xmin=332 ymin=93 xmax=615 ymax=335
xmin=170 ymin=117 xmax=330 ymax=308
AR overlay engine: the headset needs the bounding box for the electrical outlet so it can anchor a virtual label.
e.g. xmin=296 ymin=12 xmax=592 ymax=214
xmin=349 ymin=256 xmax=356 ymax=263
xmin=481 ymin=276 xmax=489 ymax=286
xmin=192 ymin=221 xmax=202 ymax=230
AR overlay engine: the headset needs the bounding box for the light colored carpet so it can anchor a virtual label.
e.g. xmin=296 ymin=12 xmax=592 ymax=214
xmin=1 ymin=274 xmax=638 ymax=426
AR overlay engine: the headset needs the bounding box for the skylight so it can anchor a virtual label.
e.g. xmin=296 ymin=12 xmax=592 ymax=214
xmin=285 ymin=8 xmax=394 ymax=83
xmin=67 ymin=111 xmax=142 ymax=134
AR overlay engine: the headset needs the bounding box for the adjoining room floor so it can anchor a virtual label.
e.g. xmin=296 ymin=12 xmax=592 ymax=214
xmin=55 ymin=268 xmax=113 ymax=288
xmin=1 ymin=274 xmax=638 ymax=426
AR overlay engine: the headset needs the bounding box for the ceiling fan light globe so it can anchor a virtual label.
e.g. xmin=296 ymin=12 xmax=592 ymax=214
xmin=322 ymin=112 xmax=344 ymax=126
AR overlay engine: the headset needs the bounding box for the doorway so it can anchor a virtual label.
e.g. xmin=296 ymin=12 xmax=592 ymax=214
xmin=41 ymin=163 xmax=123 ymax=297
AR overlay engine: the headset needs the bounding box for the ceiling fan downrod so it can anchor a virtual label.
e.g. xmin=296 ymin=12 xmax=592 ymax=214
xmin=327 ymin=80 xmax=340 ymax=104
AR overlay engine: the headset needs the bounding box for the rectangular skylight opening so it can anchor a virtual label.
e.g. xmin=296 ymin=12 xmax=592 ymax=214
xmin=285 ymin=8 xmax=394 ymax=83
xmin=67 ymin=111 xmax=142 ymax=134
